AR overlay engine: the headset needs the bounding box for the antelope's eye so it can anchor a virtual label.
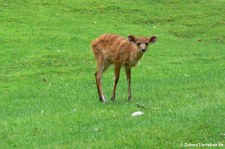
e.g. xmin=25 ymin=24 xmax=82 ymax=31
xmin=137 ymin=43 xmax=141 ymax=46
xmin=145 ymin=43 xmax=149 ymax=46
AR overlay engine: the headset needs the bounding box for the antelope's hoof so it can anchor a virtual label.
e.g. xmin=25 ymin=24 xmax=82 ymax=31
xmin=99 ymin=96 xmax=106 ymax=103
xmin=111 ymin=95 xmax=115 ymax=102
xmin=128 ymin=95 xmax=132 ymax=101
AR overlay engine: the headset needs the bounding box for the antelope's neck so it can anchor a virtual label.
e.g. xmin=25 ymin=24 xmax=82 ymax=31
xmin=128 ymin=46 xmax=144 ymax=66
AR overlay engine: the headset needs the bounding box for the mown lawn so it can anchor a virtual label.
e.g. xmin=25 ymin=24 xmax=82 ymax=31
xmin=0 ymin=0 xmax=225 ymax=148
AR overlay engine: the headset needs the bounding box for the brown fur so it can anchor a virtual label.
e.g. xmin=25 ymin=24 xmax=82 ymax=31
xmin=91 ymin=34 xmax=157 ymax=102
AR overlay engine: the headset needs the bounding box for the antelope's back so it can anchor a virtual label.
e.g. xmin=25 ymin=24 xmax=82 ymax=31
xmin=92 ymin=34 xmax=130 ymax=51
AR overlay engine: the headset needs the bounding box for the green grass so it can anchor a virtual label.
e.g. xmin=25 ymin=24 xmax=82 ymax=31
xmin=0 ymin=0 xmax=225 ymax=148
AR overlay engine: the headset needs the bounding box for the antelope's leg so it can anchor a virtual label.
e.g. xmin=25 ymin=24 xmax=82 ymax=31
xmin=125 ymin=66 xmax=132 ymax=101
xmin=111 ymin=64 xmax=122 ymax=101
xmin=94 ymin=71 xmax=101 ymax=101
xmin=95 ymin=66 xmax=106 ymax=102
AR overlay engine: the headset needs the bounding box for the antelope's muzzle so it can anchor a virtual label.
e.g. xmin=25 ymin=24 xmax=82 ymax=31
xmin=141 ymin=49 xmax=146 ymax=53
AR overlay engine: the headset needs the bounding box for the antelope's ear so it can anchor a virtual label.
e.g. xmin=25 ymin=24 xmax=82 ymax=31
xmin=149 ymin=35 xmax=157 ymax=43
xmin=128 ymin=35 xmax=136 ymax=43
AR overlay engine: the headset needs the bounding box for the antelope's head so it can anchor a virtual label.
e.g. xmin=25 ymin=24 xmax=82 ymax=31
xmin=128 ymin=35 xmax=157 ymax=53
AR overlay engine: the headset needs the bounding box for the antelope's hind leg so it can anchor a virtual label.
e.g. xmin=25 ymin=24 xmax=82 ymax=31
xmin=111 ymin=64 xmax=122 ymax=102
xmin=95 ymin=67 xmax=106 ymax=102
xmin=95 ymin=60 xmax=111 ymax=103
xmin=95 ymin=71 xmax=102 ymax=102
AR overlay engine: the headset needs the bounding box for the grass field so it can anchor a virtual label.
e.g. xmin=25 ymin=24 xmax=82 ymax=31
xmin=0 ymin=0 xmax=225 ymax=148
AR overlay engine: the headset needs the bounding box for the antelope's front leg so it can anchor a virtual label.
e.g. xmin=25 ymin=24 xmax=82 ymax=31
xmin=125 ymin=66 xmax=132 ymax=101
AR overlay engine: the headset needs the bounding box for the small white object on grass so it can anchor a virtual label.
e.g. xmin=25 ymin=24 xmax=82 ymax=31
xmin=131 ymin=111 xmax=144 ymax=117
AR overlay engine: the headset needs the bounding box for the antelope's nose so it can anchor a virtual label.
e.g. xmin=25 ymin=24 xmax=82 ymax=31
xmin=141 ymin=49 xmax=146 ymax=53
